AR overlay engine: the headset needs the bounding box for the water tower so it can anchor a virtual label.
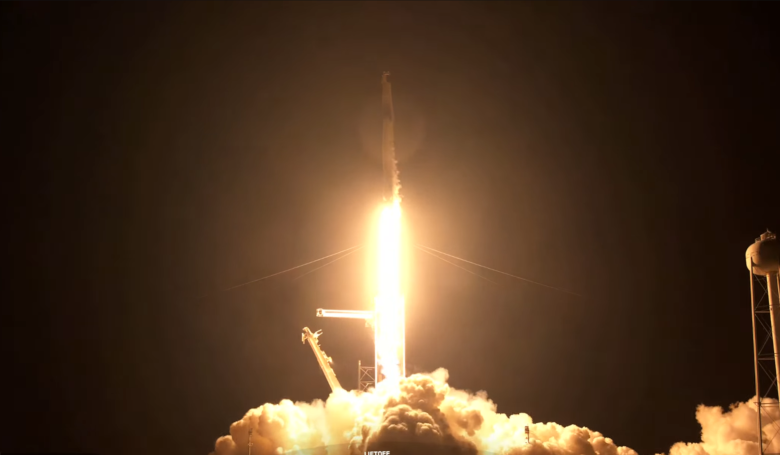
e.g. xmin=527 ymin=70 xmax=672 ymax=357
xmin=746 ymin=230 xmax=780 ymax=454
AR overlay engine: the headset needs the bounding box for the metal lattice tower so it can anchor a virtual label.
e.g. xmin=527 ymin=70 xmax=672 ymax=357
xmin=358 ymin=360 xmax=376 ymax=392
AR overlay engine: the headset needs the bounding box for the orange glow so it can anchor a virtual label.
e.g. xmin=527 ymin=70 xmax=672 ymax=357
xmin=374 ymin=200 xmax=405 ymax=384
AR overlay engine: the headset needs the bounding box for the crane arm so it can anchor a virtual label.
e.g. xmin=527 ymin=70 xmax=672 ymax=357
xmin=302 ymin=327 xmax=342 ymax=392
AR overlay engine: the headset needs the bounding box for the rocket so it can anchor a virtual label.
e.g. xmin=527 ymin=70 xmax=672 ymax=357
xmin=311 ymin=73 xmax=406 ymax=389
xmin=381 ymin=72 xmax=400 ymax=203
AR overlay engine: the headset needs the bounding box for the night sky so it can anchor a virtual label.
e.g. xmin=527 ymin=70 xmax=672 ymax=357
xmin=3 ymin=2 xmax=780 ymax=455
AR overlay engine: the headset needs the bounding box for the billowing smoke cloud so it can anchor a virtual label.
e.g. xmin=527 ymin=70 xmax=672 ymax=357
xmin=211 ymin=369 xmax=638 ymax=455
xmin=211 ymin=370 xmax=780 ymax=455
xmin=668 ymin=396 xmax=780 ymax=455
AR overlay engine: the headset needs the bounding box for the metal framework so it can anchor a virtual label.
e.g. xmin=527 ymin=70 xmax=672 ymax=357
xmin=358 ymin=360 xmax=376 ymax=392
xmin=302 ymin=327 xmax=342 ymax=392
xmin=316 ymin=309 xmax=374 ymax=327
xmin=316 ymin=308 xmax=376 ymax=389
xmin=750 ymin=262 xmax=780 ymax=455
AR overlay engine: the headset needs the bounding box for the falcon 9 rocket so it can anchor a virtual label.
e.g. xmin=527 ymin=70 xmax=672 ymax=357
xmin=313 ymin=73 xmax=406 ymax=387
xmin=381 ymin=71 xmax=400 ymax=203
xmin=374 ymin=72 xmax=405 ymax=384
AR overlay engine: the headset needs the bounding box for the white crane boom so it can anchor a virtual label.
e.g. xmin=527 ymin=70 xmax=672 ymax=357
xmin=302 ymin=327 xmax=342 ymax=392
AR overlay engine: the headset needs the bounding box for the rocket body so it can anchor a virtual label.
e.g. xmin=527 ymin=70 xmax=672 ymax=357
xmin=381 ymin=72 xmax=399 ymax=203
xmin=308 ymin=73 xmax=405 ymax=388
xmin=374 ymin=72 xmax=405 ymax=385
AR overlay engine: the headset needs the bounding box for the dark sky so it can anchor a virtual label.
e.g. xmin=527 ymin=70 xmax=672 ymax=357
xmin=3 ymin=2 xmax=779 ymax=455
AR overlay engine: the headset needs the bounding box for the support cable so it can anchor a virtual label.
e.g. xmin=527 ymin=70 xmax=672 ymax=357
xmin=415 ymin=245 xmax=498 ymax=285
xmin=417 ymin=244 xmax=583 ymax=298
xmin=220 ymin=245 xmax=362 ymax=292
xmin=293 ymin=246 xmax=364 ymax=281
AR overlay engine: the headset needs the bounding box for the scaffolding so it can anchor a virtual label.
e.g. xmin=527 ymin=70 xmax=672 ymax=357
xmin=358 ymin=360 xmax=376 ymax=392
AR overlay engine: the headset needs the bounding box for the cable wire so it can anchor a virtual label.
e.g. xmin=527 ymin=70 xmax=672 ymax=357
xmin=415 ymin=245 xmax=498 ymax=284
xmin=293 ymin=245 xmax=364 ymax=281
xmin=417 ymin=244 xmax=583 ymax=298
xmin=220 ymin=244 xmax=362 ymax=292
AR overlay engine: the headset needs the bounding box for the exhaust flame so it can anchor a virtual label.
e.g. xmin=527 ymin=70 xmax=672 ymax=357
xmin=374 ymin=200 xmax=405 ymax=385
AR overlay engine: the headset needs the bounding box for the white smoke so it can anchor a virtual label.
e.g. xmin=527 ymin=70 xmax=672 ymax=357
xmin=667 ymin=396 xmax=780 ymax=455
xmin=211 ymin=371 xmax=780 ymax=455
xmin=211 ymin=369 xmax=638 ymax=455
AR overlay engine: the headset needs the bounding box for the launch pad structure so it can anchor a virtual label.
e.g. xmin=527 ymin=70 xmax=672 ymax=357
xmin=303 ymin=72 xmax=404 ymax=392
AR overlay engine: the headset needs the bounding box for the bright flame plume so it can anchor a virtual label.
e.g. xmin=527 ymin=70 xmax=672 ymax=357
xmin=374 ymin=200 xmax=405 ymax=385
